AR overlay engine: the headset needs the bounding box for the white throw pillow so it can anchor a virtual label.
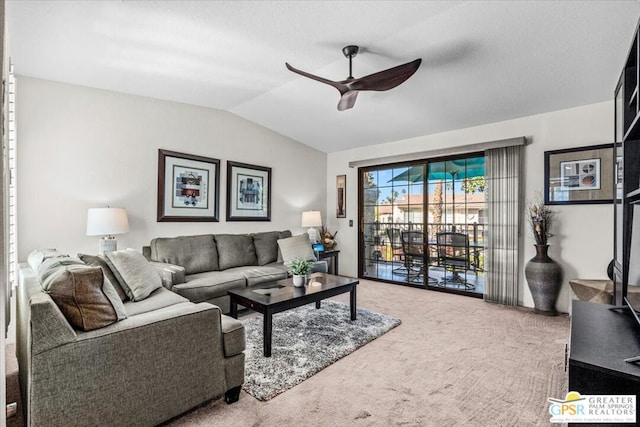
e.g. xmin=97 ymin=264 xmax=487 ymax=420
xmin=277 ymin=234 xmax=317 ymax=263
xmin=104 ymin=249 xmax=162 ymax=302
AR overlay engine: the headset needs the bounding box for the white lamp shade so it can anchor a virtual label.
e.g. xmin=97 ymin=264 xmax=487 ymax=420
xmin=86 ymin=208 xmax=130 ymax=236
xmin=301 ymin=211 xmax=322 ymax=227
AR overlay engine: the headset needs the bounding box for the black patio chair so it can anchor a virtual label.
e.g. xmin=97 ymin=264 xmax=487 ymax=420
xmin=436 ymin=231 xmax=475 ymax=290
xmin=387 ymin=228 xmax=411 ymax=275
xmin=401 ymin=230 xmax=439 ymax=285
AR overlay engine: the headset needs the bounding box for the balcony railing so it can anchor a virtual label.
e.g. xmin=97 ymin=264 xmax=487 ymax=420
xmin=365 ymin=221 xmax=486 ymax=245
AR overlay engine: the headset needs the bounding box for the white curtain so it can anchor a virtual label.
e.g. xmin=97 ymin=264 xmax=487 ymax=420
xmin=484 ymin=145 xmax=522 ymax=305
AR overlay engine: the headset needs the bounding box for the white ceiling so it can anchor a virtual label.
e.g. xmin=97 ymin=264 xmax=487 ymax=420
xmin=6 ymin=1 xmax=640 ymax=153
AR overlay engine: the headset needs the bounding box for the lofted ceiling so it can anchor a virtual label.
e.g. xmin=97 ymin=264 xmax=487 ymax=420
xmin=6 ymin=1 xmax=640 ymax=153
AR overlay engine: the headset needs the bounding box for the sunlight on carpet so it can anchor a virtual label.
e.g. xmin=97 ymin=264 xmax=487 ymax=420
xmin=241 ymin=300 xmax=401 ymax=401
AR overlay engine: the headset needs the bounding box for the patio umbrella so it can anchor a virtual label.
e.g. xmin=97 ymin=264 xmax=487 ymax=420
xmin=388 ymin=158 xmax=485 ymax=183
xmin=388 ymin=157 xmax=486 ymax=226
xmin=386 ymin=165 xmax=424 ymax=183
xmin=428 ymin=158 xmax=485 ymax=227
xmin=427 ymin=157 xmax=485 ymax=181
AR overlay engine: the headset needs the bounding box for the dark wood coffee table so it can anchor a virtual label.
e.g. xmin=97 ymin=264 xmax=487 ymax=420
xmin=228 ymin=273 xmax=359 ymax=357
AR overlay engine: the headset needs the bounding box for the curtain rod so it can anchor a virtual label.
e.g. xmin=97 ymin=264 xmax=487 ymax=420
xmin=348 ymin=136 xmax=527 ymax=168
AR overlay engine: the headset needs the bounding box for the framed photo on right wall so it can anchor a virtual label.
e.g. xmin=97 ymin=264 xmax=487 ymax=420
xmin=336 ymin=175 xmax=346 ymax=218
xmin=544 ymin=143 xmax=614 ymax=205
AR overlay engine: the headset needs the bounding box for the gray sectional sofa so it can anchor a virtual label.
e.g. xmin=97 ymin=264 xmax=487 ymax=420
xmin=15 ymin=230 xmax=323 ymax=426
xmin=17 ymin=250 xmax=245 ymax=426
xmin=142 ymin=230 xmax=327 ymax=313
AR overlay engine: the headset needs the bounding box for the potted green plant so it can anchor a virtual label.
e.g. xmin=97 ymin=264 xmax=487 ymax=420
xmin=288 ymin=258 xmax=313 ymax=287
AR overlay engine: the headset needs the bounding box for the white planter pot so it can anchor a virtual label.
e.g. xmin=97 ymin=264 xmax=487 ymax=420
xmin=292 ymin=275 xmax=306 ymax=287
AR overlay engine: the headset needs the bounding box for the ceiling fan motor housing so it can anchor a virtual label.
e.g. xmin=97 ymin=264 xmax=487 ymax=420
xmin=342 ymin=45 xmax=359 ymax=58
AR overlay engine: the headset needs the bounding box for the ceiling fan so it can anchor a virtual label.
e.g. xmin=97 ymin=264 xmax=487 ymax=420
xmin=285 ymin=45 xmax=422 ymax=111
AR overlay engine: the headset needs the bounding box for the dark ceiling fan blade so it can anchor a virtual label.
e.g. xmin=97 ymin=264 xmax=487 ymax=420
xmin=337 ymin=91 xmax=359 ymax=111
xmin=347 ymin=58 xmax=422 ymax=92
xmin=285 ymin=62 xmax=348 ymax=94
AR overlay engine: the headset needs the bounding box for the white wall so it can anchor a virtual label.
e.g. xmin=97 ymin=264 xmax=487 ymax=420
xmin=326 ymin=101 xmax=613 ymax=313
xmin=16 ymin=77 xmax=327 ymax=259
xmin=15 ymin=75 xmax=613 ymax=314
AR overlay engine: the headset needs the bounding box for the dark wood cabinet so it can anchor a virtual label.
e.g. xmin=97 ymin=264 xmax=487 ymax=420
xmin=569 ymin=301 xmax=640 ymax=426
xmin=566 ymin=18 xmax=640 ymax=427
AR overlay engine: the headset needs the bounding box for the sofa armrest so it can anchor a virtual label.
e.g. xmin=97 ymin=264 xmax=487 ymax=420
xmin=220 ymin=314 xmax=245 ymax=357
xmin=30 ymin=294 xmax=77 ymax=355
xmin=28 ymin=302 xmax=230 ymax=426
xmin=148 ymin=261 xmax=186 ymax=289
xmin=142 ymin=245 xmax=152 ymax=259
xmin=311 ymin=260 xmax=328 ymax=273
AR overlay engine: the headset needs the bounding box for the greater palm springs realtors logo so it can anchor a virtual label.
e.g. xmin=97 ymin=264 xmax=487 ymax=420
xmin=549 ymin=391 xmax=636 ymax=423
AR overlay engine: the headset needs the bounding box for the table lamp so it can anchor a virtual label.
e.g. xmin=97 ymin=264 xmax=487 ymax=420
xmin=301 ymin=210 xmax=322 ymax=243
xmin=86 ymin=207 xmax=130 ymax=254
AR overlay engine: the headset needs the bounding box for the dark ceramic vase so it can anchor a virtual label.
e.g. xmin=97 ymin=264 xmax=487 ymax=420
xmin=524 ymin=244 xmax=562 ymax=316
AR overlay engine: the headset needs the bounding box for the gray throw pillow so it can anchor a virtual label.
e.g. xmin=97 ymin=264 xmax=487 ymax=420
xmin=45 ymin=265 xmax=126 ymax=331
xmin=104 ymin=249 xmax=162 ymax=302
xmin=277 ymin=234 xmax=317 ymax=263
xmin=252 ymin=231 xmax=281 ymax=266
xmin=27 ymin=248 xmax=66 ymax=272
xmin=215 ymin=234 xmax=258 ymax=270
xmin=37 ymin=256 xmax=86 ymax=287
xmin=78 ymin=253 xmax=128 ymax=301
xmin=277 ymin=230 xmax=293 ymax=263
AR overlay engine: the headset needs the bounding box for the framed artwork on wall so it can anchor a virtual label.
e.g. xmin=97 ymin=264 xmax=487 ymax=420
xmin=226 ymin=161 xmax=271 ymax=221
xmin=544 ymin=143 xmax=614 ymax=205
xmin=337 ymin=174 xmax=346 ymax=218
xmin=157 ymin=149 xmax=220 ymax=222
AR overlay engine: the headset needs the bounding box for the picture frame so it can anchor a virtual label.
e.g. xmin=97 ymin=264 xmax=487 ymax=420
xmin=157 ymin=149 xmax=220 ymax=222
xmin=226 ymin=161 xmax=271 ymax=221
xmin=544 ymin=143 xmax=614 ymax=205
xmin=337 ymin=174 xmax=346 ymax=218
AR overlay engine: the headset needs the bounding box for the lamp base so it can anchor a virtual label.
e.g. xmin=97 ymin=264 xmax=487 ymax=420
xmin=307 ymin=228 xmax=319 ymax=243
xmin=99 ymin=237 xmax=118 ymax=254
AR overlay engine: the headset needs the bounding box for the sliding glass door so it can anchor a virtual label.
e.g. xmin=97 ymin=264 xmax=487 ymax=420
xmin=359 ymin=154 xmax=486 ymax=296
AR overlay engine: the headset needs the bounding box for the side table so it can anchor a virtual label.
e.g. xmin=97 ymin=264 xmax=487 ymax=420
xmin=317 ymin=250 xmax=340 ymax=275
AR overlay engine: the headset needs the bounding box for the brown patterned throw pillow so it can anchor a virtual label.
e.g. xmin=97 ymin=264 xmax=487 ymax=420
xmin=46 ymin=266 xmax=119 ymax=331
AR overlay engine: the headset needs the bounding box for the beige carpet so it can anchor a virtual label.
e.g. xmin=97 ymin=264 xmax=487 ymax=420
xmin=5 ymin=279 xmax=569 ymax=426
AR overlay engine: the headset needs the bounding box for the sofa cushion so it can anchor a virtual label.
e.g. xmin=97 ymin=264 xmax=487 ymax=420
xmin=150 ymin=234 xmax=218 ymax=274
xmin=78 ymin=253 xmax=128 ymax=301
xmin=105 ymin=249 xmax=163 ymax=302
xmin=220 ymin=315 xmax=245 ymax=357
xmin=277 ymin=234 xmax=317 ymax=263
xmin=123 ymin=287 xmax=189 ymax=317
xmin=252 ymin=231 xmax=281 ymax=266
xmin=276 ymin=230 xmax=293 ymax=263
xmin=232 ymin=265 xmax=288 ymax=286
xmin=173 ymin=271 xmax=246 ymax=302
xmin=44 ymin=265 xmax=125 ymax=331
xmin=215 ymin=234 xmax=258 ymax=270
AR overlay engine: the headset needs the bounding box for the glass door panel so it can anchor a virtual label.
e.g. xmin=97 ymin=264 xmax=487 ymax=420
xmin=359 ymin=155 xmax=485 ymax=296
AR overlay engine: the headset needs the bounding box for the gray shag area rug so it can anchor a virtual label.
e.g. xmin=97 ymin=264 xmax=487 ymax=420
xmin=241 ymin=300 xmax=401 ymax=401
